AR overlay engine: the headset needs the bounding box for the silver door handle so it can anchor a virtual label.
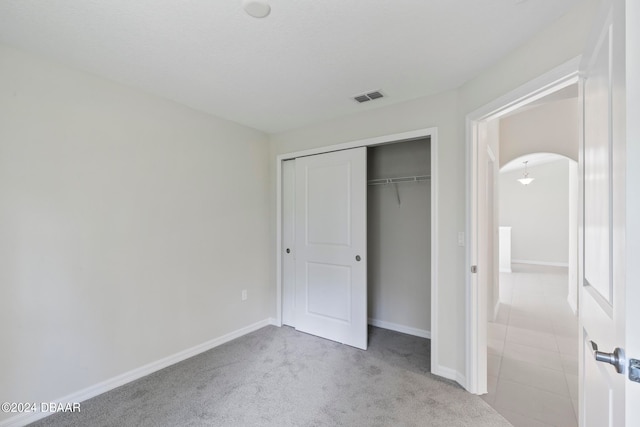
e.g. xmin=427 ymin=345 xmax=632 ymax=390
xmin=590 ymin=341 xmax=625 ymax=374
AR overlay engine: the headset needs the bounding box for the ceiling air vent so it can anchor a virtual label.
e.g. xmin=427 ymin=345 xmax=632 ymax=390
xmin=353 ymin=91 xmax=384 ymax=103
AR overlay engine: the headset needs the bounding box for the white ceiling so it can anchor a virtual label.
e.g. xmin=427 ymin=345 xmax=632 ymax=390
xmin=0 ymin=0 xmax=581 ymax=133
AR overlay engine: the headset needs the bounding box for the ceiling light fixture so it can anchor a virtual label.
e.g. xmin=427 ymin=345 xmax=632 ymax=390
xmin=243 ymin=0 xmax=271 ymax=18
xmin=517 ymin=161 xmax=534 ymax=185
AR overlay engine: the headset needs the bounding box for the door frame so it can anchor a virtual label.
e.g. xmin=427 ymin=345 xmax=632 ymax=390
xmin=275 ymin=128 xmax=442 ymax=372
xmin=465 ymin=56 xmax=580 ymax=394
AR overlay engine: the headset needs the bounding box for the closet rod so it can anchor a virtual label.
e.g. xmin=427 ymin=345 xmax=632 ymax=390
xmin=367 ymin=175 xmax=430 ymax=186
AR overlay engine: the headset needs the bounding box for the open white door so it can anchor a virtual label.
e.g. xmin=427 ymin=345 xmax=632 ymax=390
xmin=626 ymin=0 xmax=640 ymax=424
xmin=294 ymin=147 xmax=367 ymax=350
xmin=579 ymin=0 xmax=627 ymax=424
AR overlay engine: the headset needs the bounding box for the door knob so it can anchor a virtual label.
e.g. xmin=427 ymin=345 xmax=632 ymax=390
xmin=355 ymin=255 xmax=361 ymax=262
xmin=590 ymin=341 xmax=625 ymax=374
xmin=286 ymin=248 xmax=290 ymax=254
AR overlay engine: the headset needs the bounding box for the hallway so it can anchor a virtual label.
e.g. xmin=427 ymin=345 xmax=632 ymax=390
xmin=483 ymin=264 xmax=578 ymax=426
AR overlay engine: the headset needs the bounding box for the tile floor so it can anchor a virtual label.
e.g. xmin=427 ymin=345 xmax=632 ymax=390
xmin=482 ymin=264 xmax=579 ymax=427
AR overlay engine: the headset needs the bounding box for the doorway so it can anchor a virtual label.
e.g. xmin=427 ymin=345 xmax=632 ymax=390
xmin=485 ymin=153 xmax=580 ymax=426
xmin=465 ymin=58 xmax=580 ymax=397
xmin=367 ymin=139 xmax=431 ymax=339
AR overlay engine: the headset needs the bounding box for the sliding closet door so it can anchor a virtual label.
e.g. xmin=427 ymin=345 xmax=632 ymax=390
xmin=295 ymin=147 xmax=367 ymax=350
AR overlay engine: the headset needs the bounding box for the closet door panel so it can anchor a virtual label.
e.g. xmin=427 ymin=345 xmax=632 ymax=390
xmin=294 ymin=147 xmax=367 ymax=350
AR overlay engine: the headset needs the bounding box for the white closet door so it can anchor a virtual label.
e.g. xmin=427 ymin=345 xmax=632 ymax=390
xmin=295 ymin=147 xmax=367 ymax=350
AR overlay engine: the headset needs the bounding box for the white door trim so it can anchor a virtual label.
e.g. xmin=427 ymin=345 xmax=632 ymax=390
xmin=275 ymin=127 xmax=444 ymax=375
xmin=465 ymin=56 xmax=580 ymax=394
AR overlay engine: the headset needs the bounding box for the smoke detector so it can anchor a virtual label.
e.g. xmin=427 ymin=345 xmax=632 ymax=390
xmin=243 ymin=0 xmax=271 ymax=18
xmin=353 ymin=91 xmax=384 ymax=103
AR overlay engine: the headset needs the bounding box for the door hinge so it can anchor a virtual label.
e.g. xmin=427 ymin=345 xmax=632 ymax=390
xmin=630 ymin=359 xmax=640 ymax=383
xmin=471 ymin=265 xmax=478 ymax=274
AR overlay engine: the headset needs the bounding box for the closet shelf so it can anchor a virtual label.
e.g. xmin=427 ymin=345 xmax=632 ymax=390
xmin=367 ymin=175 xmax=430 ymax=185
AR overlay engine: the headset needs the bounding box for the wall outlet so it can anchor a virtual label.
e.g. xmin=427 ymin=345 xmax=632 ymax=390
xmin=241 ymin=290 xmax=247 ymax=301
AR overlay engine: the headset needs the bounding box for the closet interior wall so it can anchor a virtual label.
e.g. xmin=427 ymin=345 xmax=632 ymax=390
xmin=367 ymin=138 xmax=431 ymax=337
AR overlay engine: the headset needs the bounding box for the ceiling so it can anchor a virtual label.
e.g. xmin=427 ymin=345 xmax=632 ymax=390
xmin=0 ymin=0 xmax=581 ymax=133
xmin=501 ymin=152 xmax=571 ymax=172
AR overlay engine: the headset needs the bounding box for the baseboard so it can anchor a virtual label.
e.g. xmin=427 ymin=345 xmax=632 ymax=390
xmin=512 ymin=259 xmax=569 ymax=267
xmin=0 ymin=318 xmax=277 ymax=427
xmin=431 ymin=364 xmax=466 ymax=387
xmin=368 ymin=318 xmax=431 ymax=339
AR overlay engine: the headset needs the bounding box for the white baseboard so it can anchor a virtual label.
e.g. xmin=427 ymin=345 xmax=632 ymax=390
xmin=431 ymin=364 xmax=466 ymax=388
xmin=512 ymin=259 xmax=569 ymax=267
xmin=368 ymin=318 xmax=431 ymax=339
xmin=0 ymin=318 xmax=277 ymax=427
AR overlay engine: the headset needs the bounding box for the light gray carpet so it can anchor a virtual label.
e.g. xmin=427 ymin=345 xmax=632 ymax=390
xmin=30 ymin=326 xmax=511 ymax=426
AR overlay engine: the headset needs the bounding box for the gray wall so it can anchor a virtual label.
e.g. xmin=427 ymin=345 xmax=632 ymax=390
xmin=367 ymin=139 xmax=431 ymax=333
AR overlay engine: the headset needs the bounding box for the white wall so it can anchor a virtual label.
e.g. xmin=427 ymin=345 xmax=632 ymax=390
xmin=500 ymin=98 xmax=579 ymax=166
xmin=0 ymin=43 xmax=271 ymax=420
xmin=484 ymin=121 xmax=500 ymax=320
xmin=457 ymin=0 xmax=598 ymax=115
xmin=568 ymin=160 xmax=579 ymax=312
xmin=367 ymin=139 xmax=431 ymax=334
xmin=499 ymin=159 xmax=570 ymax=265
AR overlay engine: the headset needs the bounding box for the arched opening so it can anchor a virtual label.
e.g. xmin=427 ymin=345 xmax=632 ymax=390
xmin=497 ymin=152 xmax=578 ymax=313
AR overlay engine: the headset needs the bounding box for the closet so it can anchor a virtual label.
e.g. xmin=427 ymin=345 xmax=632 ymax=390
xmin=281 ymin=137 xmax=431 ymax=349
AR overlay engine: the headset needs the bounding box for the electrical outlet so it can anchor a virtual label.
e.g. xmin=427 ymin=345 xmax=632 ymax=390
xmin=241 ymin=290 xmax=247 ymax=301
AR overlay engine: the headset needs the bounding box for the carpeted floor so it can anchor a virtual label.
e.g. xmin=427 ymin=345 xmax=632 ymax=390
xmin=30 ymin=326 xmax=511 ymax=426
